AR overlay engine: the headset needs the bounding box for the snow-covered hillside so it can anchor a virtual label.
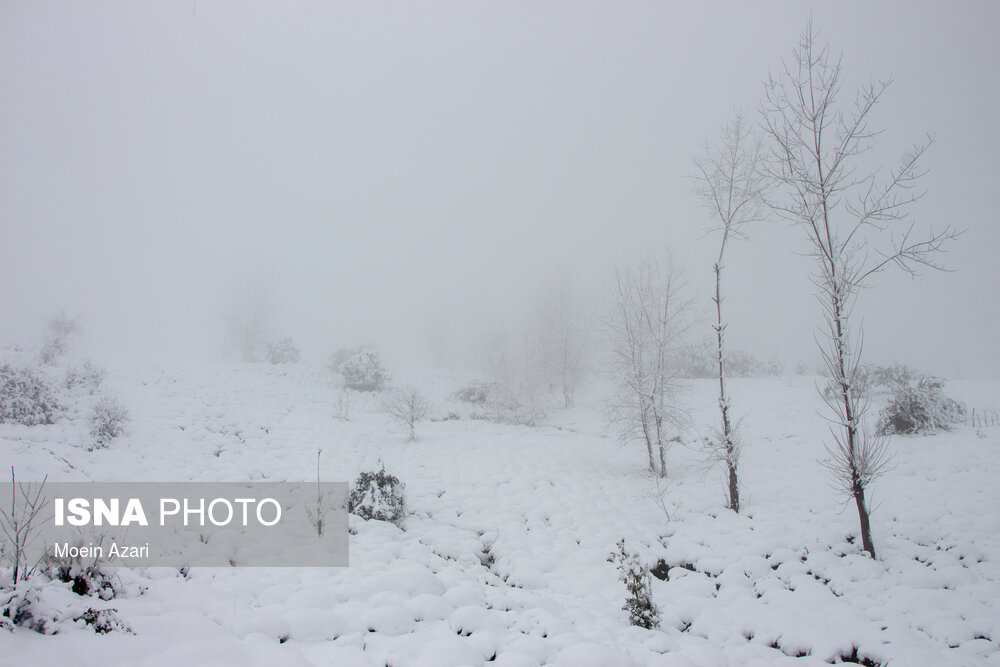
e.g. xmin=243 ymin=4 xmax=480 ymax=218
xmin=2 ymin=361 xmax=998 ymax=666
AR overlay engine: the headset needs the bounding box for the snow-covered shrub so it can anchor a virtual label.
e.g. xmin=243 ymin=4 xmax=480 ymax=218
xmin=878 ymin=376 xmax=966 ymax=435
xmin=349 ymin=466 xmax=405 ymax=527
xmin=1 ymin=579 xmax=131 ymax=635
xmin=328 ymin=346 xmax=355 ymax=371
xmin=677 ymin=337 xmax=783 ymax=379
xmin=460 ymin=380 xmax=542 ymax=426
xmin=76 ymin=607 xmax=133 ymax=634
xmin=453 ymin=381 xmax=493 ymax=405
xmin=44 ymin=533 xmax=121 ymax=600
xmin=64 ymin=360 xmax=105 ymax=393
xmin=484 ymin=380 xmax=544 ymax=426
xmin=862 ymin=363 xmax=916 ymax=390
xmin=54 ymin=564 xmax=121 ymax=600
xmin=727 ymin=349 xmax=783 ymax=377
xmin=335 ymin=347 xmax=390 ymax=392
xmin=379 ymin=386 xmax=431 ymax=441
xmin=608 ymin=539 xmax=660 ymax=629
xmin=1 ymin=578 xmax=53 ymax=633
xmin=266 ymin=337 xmax=301 ymax=364
xmin=89 ymin=395 xmax=130 ymax=449
xmin=0 ymin=365 xmax=60 ymax=425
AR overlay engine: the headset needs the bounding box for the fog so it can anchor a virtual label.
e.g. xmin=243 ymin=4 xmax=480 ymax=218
xmin=2 ymin=1 xmax=997 ymax=377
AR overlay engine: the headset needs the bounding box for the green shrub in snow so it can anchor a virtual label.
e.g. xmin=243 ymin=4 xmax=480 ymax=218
xmin=349 ymin=466 xmax=405 ymax=527
xmin=608 ymin=538 xmax=660 ymax=629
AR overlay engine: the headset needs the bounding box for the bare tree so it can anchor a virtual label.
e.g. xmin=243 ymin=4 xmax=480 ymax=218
xmin=693 ymin=110 xmax=766 ymax=513
xmin=760 ymin=21 xmax=961 ymax=558
xmin=380 ymin=386 xmax=432 ymax=441
xmin=532 ymin=274 xmax=591 ymax=408
xmin=40 ymin=311 xmax=80 ymax=365
xmin=226 ymin=270 xmax=272 ymax=363
xmin=305 ymin=449 xmax=331 ymax=536
xmin=606 ymin=256 xmax=692 ymax=478
xmin=482 ymin=325 xmax=544 ymax=426
xmin=0 ymin=468 xmax=50 ymax=587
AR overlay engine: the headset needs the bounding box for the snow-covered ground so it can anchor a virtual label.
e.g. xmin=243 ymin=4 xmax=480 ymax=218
xmin=2 ymin=359 xmax=998 ymax=666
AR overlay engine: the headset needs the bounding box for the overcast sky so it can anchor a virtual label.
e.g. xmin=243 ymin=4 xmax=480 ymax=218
xmin=1 ymin=1 xmax=998 ymax=377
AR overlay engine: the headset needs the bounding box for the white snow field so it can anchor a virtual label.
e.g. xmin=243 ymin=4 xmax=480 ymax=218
xmin=2 ymin=360 xmax=998 ymax=666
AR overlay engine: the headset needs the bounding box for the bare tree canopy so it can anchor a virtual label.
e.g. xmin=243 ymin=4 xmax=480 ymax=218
xmin=380 ymin=386 xmax=432 ymax=441
xmin=606 ymin=255 xmax=692 ymax=478
xmin=693 ymin=109 xmax=766 ymax=513
xmin=760 ymin=20 xmax=962 ymax=558
xmin=531 ymin=274 xmax=592 ymax=409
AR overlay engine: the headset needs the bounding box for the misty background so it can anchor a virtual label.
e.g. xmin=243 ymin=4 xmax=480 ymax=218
xmin=1 ymin=1 xmax=997 ymax=377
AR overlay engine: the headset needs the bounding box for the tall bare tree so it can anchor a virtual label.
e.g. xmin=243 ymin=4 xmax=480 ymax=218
xmin=693 ymin=110 xmax=766 ymax=513
xmin=760 ymin=21 xmax=961 ymax=558
xmin=607 ymin=256 xmax=691 ymax=478
xmin=533 ymin=274 xmax=591 ymax=408
xmin=226 ymin=270 xmax=272 ymax=363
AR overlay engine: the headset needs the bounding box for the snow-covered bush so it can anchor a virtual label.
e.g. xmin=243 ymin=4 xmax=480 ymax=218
xmin=2 ymin=578 xmax=55 ymax=633
xmin=52 ymin=563 xmax=121 ymax=600
xmin=0 ymin=365 xmax=60 ymax=425
xmin=266 ymin=337 xmax=301 ymax=364
xmin=334 ymin=347 xmax=390 ymax=392
xmin=862 ymin=363 xmax=916 ymax=390
xmin=76 ymin=607 xmax=133 ymax=634
xmin=727 ymin=349 xmax=783 ymax=377
xmin=89 ymin=395 xmax=130 ymax=449
xmin=64 ymin=360 xmax=105 ymax=393
xmin=1 ymin=577 xmax=132 ymax=635
xmin=676 ymin=336 xmax=783 ymax=379
xmin=349 ymin=466 xmax=405 ymax=527
xmin=328 ymin=346 xmax=355 ymax=371
xmin=379 ymin=386 xmax=431 ymax=441
xmin=485 ymin=380 xmax=544 ymax=426
xmin=44 ymin=532 xmax=122 ymax=600
xmin=608 ymin=539 xmax=659 ymax=629
xmin=453 ymin=381 xmax=493 ymax=405
xmin=459 ymin=379 xmax=542 ymax=426
xmin=878 ymin=376 xmax=966 ymax=435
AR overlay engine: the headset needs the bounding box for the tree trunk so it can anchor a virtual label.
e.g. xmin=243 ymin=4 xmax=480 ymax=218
xmin=831 ymin=291 xmax=876 ymax=558
xmin=652 ymin=403 xmax=667 ymax=479
xmin=727 ymin=460 xmax=740 ymax=514
xmin=562 ymin=348 xmax=573 ymax=408
xmin=714 ymin=262 xmax=739 ymax=512
xmin=640 ymin=400 xmax=657 ymax=475
xmin=853 ymin=480 xmax=875 ymax=558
